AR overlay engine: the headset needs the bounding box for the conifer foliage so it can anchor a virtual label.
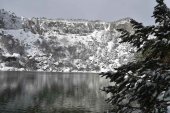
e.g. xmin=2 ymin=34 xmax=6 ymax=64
xmin=101 ymin=0 xmax=170 ymax=112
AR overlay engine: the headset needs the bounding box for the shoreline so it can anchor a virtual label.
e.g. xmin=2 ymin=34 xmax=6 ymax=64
xmin=0 ymin=69 xmax=101 ymax=74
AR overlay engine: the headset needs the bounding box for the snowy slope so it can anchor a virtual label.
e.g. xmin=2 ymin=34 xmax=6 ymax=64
xmin=0 ymin=9 xmax=135 ymax=72
xmin=0 ymin=9 xmax=22 ymax=29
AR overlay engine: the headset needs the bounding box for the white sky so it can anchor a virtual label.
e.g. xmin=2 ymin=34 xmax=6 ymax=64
xmin=0 ymin=0 xmax=170 ymax=25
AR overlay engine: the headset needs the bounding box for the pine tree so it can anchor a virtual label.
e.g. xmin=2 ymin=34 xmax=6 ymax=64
xmin=101 ymin=0 xmax=170 ymax=113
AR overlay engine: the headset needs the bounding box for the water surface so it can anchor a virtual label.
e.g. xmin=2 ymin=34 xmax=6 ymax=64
xmin=0 ymin=71 xmax=111 ymax=113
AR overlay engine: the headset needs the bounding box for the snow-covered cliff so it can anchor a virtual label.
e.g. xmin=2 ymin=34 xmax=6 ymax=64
xmin=0 ymin=9 xmax=135 ymax=72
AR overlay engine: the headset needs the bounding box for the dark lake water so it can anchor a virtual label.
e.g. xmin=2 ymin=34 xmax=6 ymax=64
xmin=0 ymin=71 xmax=112 ymax=113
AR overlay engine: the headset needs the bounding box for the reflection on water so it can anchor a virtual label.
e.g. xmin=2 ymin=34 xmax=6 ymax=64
xmin=0 ymin=71 xmax=111 ymax=113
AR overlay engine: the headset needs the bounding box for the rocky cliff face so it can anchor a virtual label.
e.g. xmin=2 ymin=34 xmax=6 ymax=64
xmin=0 ymin=9 xmax=135 ymax=72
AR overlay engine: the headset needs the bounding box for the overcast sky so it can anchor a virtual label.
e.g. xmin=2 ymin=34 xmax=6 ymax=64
xmin=0 ymin=0 xmax=170 ymax=25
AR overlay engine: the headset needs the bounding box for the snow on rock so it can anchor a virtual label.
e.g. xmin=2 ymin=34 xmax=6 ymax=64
xmin=3 ymin=29 xmax=43 ymax=56
xmin=148 ymin=35 xmax=157 ymax=40
xmin=107 ymin=41 xmax=113 ymax=52
xmin=3 ymin=53 xmax=20 ymax=58
xmin=0 ymin=9 xmax=135 ymax=72
xmin=0 ymin=9 xmax=22 ymax=29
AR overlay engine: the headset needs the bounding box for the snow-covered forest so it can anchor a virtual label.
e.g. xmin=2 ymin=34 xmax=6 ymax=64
xmin=0 ymin=9 xmax=135 ymax=72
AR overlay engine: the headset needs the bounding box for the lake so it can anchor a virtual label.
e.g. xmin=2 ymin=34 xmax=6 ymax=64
xmin=0 ymin=71 xmax=112 ymax=113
